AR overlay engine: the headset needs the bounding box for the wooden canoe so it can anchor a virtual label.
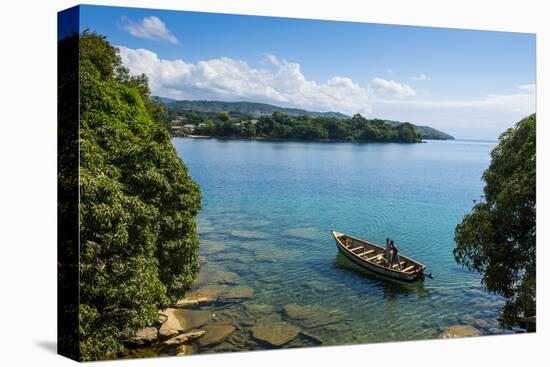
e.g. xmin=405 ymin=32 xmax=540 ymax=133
xmin=332 ymin=230 xmax=426 ymax=282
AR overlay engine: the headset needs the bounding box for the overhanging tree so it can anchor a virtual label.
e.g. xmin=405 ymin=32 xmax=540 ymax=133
xmin=75 ymin=31 xmax=201 ymax=360
xmin=454 ymin=114 xmax=536 ymax=327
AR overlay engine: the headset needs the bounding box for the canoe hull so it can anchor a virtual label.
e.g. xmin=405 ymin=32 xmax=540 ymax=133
xmin=332 ymin=230 xmax=425 ymax=282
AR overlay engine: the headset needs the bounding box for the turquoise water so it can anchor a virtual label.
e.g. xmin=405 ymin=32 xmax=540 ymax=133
xmin=172 ymin=138 xmax=505 ymax=352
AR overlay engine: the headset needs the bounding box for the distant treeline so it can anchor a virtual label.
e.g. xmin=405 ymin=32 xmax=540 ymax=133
xmin=176 ymin=111 xmax=422 ymax=143
xmin=163 ymin=99 xmax=454 ymax=140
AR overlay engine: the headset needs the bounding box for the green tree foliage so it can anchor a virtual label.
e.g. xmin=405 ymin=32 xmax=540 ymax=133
xmin=217 ymin=111 xmax=230 ymax=121
xmin=77 ymin=31 xmax=201 ymax=360
xmin=454 ymin=114 xmax=536 ymax=327
xmin=397 ymin=122 xmax=417 ymax=142
xmin=191 ymin=112 xmax=420 ymax=143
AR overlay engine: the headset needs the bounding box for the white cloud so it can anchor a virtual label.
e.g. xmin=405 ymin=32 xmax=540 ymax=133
xmin=117 ymin=45 xmax=535 ymax=139
xmin=122 ymin=16 xmax=178 ymax=44
xmin=263 ymin=53 xmax=281 ymax=67
xmin=410 ymin=73 xmax=430 ymax=81
xmin=370 ymin=77 xmax=416 ymax=97
xmin=118 ymin=47 xmax=373 ymax=114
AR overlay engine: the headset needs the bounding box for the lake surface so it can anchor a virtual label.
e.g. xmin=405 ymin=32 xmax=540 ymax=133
xmin=171 ymin=138 xmax=505 ymax=353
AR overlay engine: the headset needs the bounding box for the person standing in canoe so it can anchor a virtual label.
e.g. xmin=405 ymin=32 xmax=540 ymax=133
xmin=389 ymin=240 xmax=402 ymax=270
xmin=385 ymin=238 xmax=392 ymax=266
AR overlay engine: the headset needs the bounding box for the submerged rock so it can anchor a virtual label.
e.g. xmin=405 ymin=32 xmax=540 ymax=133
xmin=198 ymin=323 xmax=236 ymax=347
xmin=180 ymin=310 xmax=212 ymax=331
xmin=215 ymin=305 xmax=254 ymax=326
xmin=215 ymin=271 xmax=241 ymax=285
xmin=127 ymin=327 xmax=158 ymax=346
xmin=282 ymin=303 xmax=342 ymax=329
xmin=300 ymin=331 xmax=325 ymax=345
xmin=162 ymin=330 xmax=206 ymax=347
xmin=231 ymin=230 xmax=270 ymax=240
xmin=245 ymin=302 xmax=275 ymax=316
xmin=219 ymin=286 xmax=254 ymax=303
xmin=195 ymin=266 xmax=219 ymax=285
xmin=247 ymin=219 xmax=271 ymax=227
xmin=304 ymin=281 xmax=330 ymax=293
xmin=251 ymin=321 xmax=301 ymax=346
xmin=175 ymin=285 xmax=225 ymax=308
xmin=283 ymin=304 xmax=314 ymax=320
xmin=159 ymin=309 xmax=212 ymax=339
xmin=209 ymin=251 xmax=252 ymax=264
xmin=200 ymin=240 xmax=226 ymax=255
xmin=252 ymin=247 xmax=285 ymax=262
xmin=197 ymin=220 xmax=215 ymax=235
xmin=283 ymin=227 xmax=323 ymax=240
xmin=196 ymin=268 xmax=240 ymax=286
xmin=225 ymin=262 xmax=253 ymax=274
xmin=187 ymin=285 xmax=226 ymax=301
xmin=459 ymin=314 xmax=476 ymax=325
xmin=472 ymin=319 xmax=491 ymax=330
xmin=173 ymin=297 xmax=213 ymax=308
xmin=439 ymin=325 xmax=482 ymax=339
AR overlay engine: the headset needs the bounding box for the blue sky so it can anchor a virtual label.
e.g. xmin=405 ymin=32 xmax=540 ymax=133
xmin=78 ymin=5 xmax=536 ymax=139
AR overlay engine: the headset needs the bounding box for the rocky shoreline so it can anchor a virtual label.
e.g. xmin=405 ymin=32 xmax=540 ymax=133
xmin=122 ymin=231 xmax=521 ymax=359
xmin=123 ymin=284 xmax=318 ymax=358
xmin=123 ymin=278 xmax=517 ymax=359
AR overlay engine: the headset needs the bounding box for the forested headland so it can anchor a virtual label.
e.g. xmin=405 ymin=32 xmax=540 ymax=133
xmin=167 ymin=98 xmax=454 ymax=143
xmin=165 ymin=100 xmax=455 ymax=141
xmin=172 ymin=110 xmax=423 ymax=143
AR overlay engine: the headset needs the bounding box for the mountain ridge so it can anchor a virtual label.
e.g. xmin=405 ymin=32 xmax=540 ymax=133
xmin=162 ymin=99 xmax=350 ymax=119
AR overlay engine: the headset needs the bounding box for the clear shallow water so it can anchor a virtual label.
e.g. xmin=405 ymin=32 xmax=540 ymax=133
xmin=172 ymin=138 xmax=504 ymax=352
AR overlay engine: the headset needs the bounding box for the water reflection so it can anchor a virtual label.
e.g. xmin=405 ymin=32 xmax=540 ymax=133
xmin=333 ymin=252 xmax=428 ymax=298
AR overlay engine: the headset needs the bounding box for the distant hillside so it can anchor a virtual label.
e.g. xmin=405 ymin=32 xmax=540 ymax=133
xmin=160 ymin=98 xmax=454 ymax=140
xmin=157 ymin=96 xmax=178 ymax=104
xmin=383 ymin=120 xmax=454 ymax=140
xmin=163 ymin=99 xmax=350 ymax=119
xmin=412 ymin=125 xmax=455 ymax=140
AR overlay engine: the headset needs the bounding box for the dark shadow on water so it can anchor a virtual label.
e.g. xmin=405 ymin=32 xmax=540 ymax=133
xmin=36 ymin=340 xmax=57 ymax=354
xmin=333 ymin=252 xmax=428 ymax=298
